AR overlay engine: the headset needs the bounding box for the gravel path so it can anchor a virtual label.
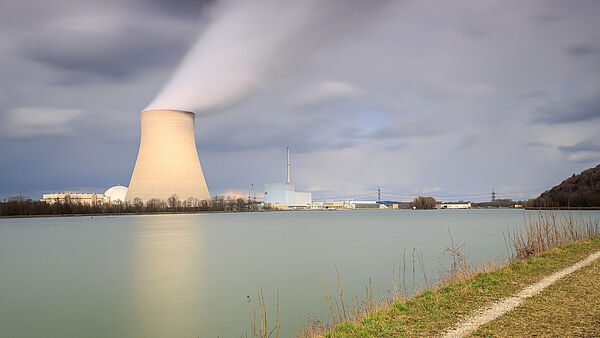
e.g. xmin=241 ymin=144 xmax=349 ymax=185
xmin=441 ymin=250 xmax=600 ymax=338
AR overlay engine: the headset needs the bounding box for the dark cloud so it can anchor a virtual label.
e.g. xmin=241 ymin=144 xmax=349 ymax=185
xmin=21 ymin=26 xmax=192 ymax=84
xmin=533 ymin=95 xmax=600 ymax=124
xmin=194 ymin=108 xmax=362 ymax=154
xmin=531 ymin=13 xmax=561 ymax=22
xmin=2 ymin=0 xmax=600 ymax=200
xmin=566 ymin=43 xmax=599 ymax=57
xmin=143 ymin=0 xmax=216 ymax=19
xmin=558 ymin=138 xmax=600 ymax=153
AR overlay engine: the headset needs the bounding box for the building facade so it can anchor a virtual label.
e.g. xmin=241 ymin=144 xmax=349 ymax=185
xmin=263 ymin=182 xmax=313 ymax=207
xmin=435 ymin=202 xmax=472 ymax=209
xmin=42 ymin=193 xmax=105 ymax=205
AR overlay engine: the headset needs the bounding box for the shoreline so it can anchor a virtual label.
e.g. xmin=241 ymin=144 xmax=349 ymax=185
xmin=2 ymin=207 xmax=600 ymax=219
xmin=0 ymin=210 xmax=274 ymax=219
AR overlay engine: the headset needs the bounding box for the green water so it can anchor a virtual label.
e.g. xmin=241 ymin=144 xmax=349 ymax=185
xmin=1 ymin=209 xmax=598 ymax=337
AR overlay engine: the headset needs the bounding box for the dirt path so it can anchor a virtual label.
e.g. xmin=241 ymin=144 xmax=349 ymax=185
xmin=441 ymin=250 xmax=600 ymax=338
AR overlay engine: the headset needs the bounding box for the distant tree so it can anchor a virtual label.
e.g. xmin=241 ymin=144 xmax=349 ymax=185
xmin=182 ymin=197 xmax=194 ymax=209
xmin=473 ymin=199 xmax=519 ymax=208
xmin=167 ymin=194 xmax=180 ymax=211
xmin=132 ymin=197 xmax=144 ymax=211
xmin=411 ymin=196 xmax=438 ymax=209
xmin=146 ymin=198 xmax=165 ymax=212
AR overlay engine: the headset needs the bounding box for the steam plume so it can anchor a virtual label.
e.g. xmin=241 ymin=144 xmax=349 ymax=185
xmin=145 ymin=0 xmax=384 ymax=114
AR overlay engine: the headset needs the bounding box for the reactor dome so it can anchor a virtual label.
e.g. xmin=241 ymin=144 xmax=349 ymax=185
xmin=104 ymin=185 xmax=128 ymax=203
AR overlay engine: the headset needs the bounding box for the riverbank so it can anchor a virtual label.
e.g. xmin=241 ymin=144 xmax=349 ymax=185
xmin=326 ymin=236 xmax=600 ymax=337
xmin=0 ymin=210 xmax=271 ymax=219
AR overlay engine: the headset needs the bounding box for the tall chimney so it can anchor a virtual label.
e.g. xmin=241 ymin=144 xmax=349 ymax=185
xmin=286 ymin=147 xmax=290 ymax=184
xmin=125 ymin=109 xmax=211 ymax=202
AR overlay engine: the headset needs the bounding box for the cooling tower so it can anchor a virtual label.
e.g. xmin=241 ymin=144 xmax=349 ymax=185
xmin=125 ymin=109 xmax=210 ymax=202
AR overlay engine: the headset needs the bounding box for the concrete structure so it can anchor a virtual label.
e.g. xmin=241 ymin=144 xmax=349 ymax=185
xmin=42 ymin=193 xmax=104 ymax=205
xmin=264 ymin=182 xmax=295 ymax=205
xmin=125 ymin=109 xmax=210 ymax=202
xmin=377 ymin=201 xmax=403 ymax=209
xmin=263 ymin=182 xmax=313 ymax=207
xmin=323 ymin=201 xmax=344 ymax=210
xmin=435 ymin=202 xmax=472 ymax=209
xmin=269 ymin=203 xmax=291 ymax=210
xmin=343 ymin=200 xmax=386 ymax=209
xmin=104 ymin=185 xmax=128 ymax=203
xmin=263 ymin=147 xmax=312 ymax=207
xmin=294 ymin=192 xmax=312 ymax=206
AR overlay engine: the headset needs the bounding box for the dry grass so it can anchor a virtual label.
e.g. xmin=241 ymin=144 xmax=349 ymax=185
xmin=506 ymin=210 xmax=600 ymax=259
xmin=473 ymin=252 xmax=600 ymax=337
xmin=300 ymin=230 xmax=506 ymax=337
xmin=246 ymin=288 xmax=280 ymax=338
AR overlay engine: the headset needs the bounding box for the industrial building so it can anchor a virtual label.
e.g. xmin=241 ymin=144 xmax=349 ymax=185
xmin=125 ymin=109 xmax=211 ymax=202
xmin=42 ymin=193 xmax=105 ymax=205
xmin=104 ymin=185 xmax=128 ymax=204
xmin=263 ymin=148 xmax=312 ymax=208
xmin=435 ymin=202 xmax=472 ymax=209
xmin=322 ymin=201 xmax=344 ymax=210
xmin=346 ymin=201 xmax=389 ymax=209
xmin=41 ymin=185 xmax=129 ymax=205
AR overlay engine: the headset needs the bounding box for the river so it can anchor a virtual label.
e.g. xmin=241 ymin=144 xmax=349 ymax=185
xmin=1 ymin=209 xmax=598 ymax=337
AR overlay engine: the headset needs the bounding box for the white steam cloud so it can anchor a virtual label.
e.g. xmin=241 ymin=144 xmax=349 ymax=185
xmin=145 ymin=0 xmax=384 ymax=114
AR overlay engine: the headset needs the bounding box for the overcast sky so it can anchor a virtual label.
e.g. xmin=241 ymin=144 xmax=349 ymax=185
xmin=1 ymin=0 xmax=599 ymax=202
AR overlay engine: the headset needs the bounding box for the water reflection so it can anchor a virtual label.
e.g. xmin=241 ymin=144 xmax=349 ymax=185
xmin=132 ymin=215 xmax=204 ymax=337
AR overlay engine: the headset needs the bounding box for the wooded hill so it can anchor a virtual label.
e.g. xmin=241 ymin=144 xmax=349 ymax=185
xmin=530 ymin=164 xmax=600 ymax=208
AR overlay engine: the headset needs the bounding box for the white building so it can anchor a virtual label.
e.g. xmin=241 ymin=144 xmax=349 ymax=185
xmin=344 ymin=201 xmax=388 ymax=209
xmin=435 ymin=202 xmax=472 ymax=209
xmin=42 ymin=193 xmax=105 ymax=205
xmin=104 ymin=185 xmax=128 ymax=204
xmin=264 ymin=182 xmax=295 ymax=205
xmin=263 ymin=147 xmax=312 ymax=207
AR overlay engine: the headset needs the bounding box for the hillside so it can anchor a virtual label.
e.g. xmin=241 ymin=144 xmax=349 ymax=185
xmin=533 ymin=164 xmax=600 ymax=207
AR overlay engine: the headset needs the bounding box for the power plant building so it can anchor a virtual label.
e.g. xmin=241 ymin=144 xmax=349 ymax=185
xmin=263 ymin=183 xmax=312 ymax=206
xmin=435 ymin=202 xmax=472 ymax=209
xmin=42 ymin=193 xmax=105 ymax=205
xmin=104 ymin=185 xmax=128 ymax=203
xmin=125 ymin=109 xmax=211 ymax=202
xmin=263 ymin=148 xmax=312 ymax=207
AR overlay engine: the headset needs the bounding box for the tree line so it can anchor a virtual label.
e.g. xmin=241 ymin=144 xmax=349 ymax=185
xmin=410 ymin=196 xmax=532 ymax=209
xmin=0 ymin=194 xmax=264 ymax=217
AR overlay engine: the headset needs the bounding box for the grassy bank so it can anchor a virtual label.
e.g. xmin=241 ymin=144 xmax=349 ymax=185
xmin=239 ymin=211 xmax=598 ymax=337
xmin=473 ymin=250 xmax=600 ymax=336
xmin=325 ymin=220 xmax=600 ymax=337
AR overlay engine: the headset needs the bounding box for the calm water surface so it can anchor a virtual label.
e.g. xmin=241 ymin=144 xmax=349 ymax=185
xmin=1 ymin=209 xmax=599 ymax=337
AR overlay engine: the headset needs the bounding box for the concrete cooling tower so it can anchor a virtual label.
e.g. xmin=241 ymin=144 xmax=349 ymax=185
xmin=125 ymin=109 xmax=210 ymax=202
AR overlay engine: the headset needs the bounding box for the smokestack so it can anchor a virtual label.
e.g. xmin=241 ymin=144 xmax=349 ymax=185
xmin=286 ymin=147 xmax=290 ymax=184
xmin=125 ymin=109 xmax=211 ymax=202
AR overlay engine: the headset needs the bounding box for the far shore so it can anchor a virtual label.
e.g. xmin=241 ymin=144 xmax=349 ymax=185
xmin=0 ymin=210 xmax=271 ymax=219
xmin=2 ymin=207 xmax=600 ymax=219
